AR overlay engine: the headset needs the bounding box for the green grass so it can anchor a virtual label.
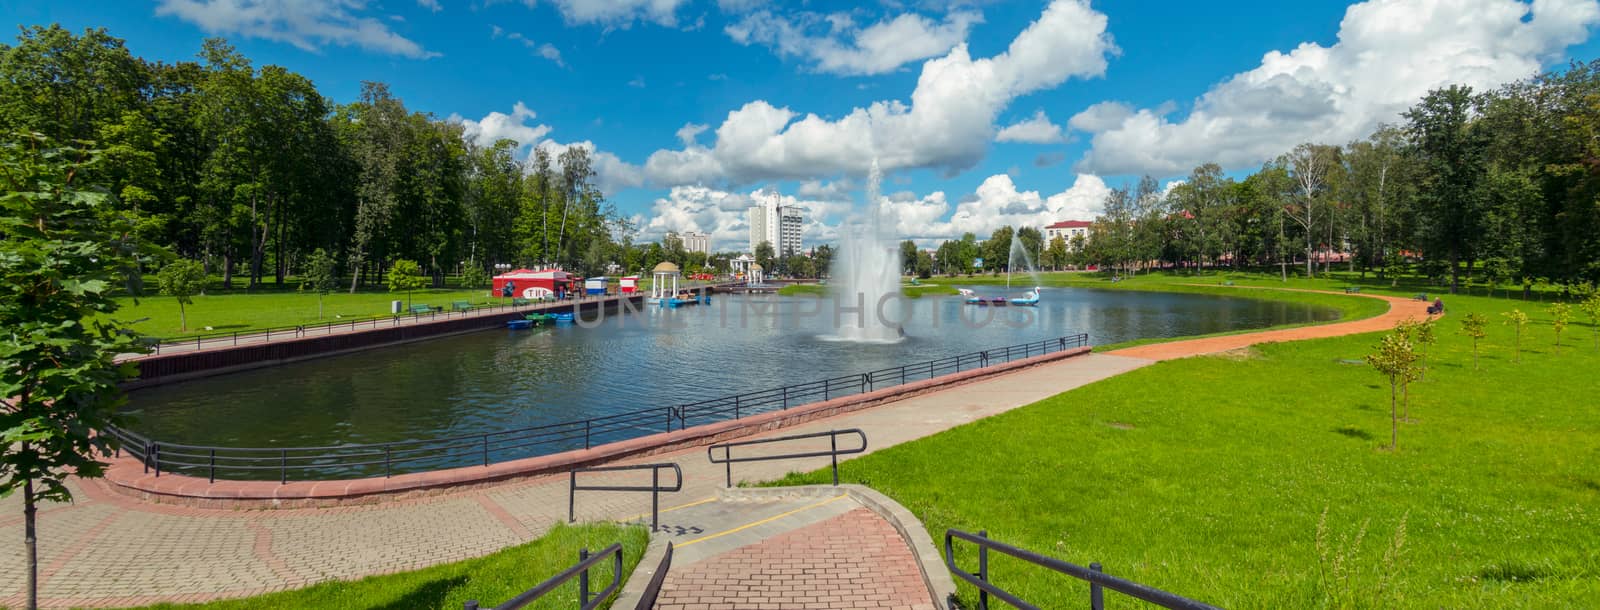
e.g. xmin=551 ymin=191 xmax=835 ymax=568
xmin=111 ymin=286 xmax=497 ymax=339
xmin=768 ymin=283 xmax=1600 ymax=608
xmin=126 ymin=522 xmax=650 ymax=610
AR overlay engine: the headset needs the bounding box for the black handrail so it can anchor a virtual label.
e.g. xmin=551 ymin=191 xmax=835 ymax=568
xmin=463 ymin=543 xmax=623 ymax=610
xmin=633 ymin=542 xmax=674 ymax=610
xmin=707 ymin=428 xmax=867 ymax=487
xmin=112 ymin=334 xmax=1089 ymax=481
xmin=944 ymin=529 xmax=1222 ymax=610
xmin=568 ymin=463 xmax=683 ymax=531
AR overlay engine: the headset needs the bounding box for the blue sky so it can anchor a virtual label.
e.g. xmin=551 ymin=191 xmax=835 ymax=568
xmin=7 ymin=0 xmax=1600 ymax=250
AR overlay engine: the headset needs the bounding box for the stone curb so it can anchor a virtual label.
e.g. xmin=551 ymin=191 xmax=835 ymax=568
xmin=717 ymin=484 xmax=959 ymax=610
xmin=611 ymin=534 xmax=673 ymax=610
xmin=102 ymin=347 xmax=1089 ymax=509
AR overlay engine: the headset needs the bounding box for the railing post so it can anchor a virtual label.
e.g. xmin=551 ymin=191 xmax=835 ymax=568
xmin=209 ymin=448 xmax=216 ymax=484
xmin=280 ymin=449 xmax=287 ymax=485
xmin=900 ymin=365 xmax=907 ymax=385
xmin=830 ymin=433 xmax=839 ymax=486
xmin=1089 ymin=562 xmax=1104 ymax=610
xmin=578 ymin=547 xmax=591 ymax=607
xmin=734 ymin=395 xmax=740 ymax=419
xmin=568 ymin=471 xmax=576 ymax=523
xmin=823 ymin=378 xmax=830 ymax=400
xmin=723 ymin=447 xmax=733 ymax=488
xmin=142 ymin=441 xmax=150 ymax=474
xmin=782 ymin=385 xmax=788 ymax=409
xmin=482 ymin=434 xmax=490 ymax=467
xmin=384 ymin=447 xmax=391 ymax=478
xmin=584 ymin=420 xmax=592 ymax=450
xmin=153 ymin=443 xmax=161 ymax=477
xmin=978 ymin=529 xmax=990 ymax=610
xmin=651 ymin=467 xmax=661 ymax=532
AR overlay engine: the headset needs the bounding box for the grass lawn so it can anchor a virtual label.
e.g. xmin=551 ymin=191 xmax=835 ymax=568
xmin=110 ymin=286 xmax=497 ymax=339
xmin=126 ymin=523 xmax=649 ymax=610
xmin=769 ymin=273 xmax=1600 ymax=608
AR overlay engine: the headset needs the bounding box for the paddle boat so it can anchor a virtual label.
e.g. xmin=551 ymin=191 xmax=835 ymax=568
xmin=552 ymin=312 xmax=576 ymax=323
xmin=524 ymin=312 xmax=554 ymax=326
xmin=506 ymin=319 xmax=533 ymax=330
xmin=1008 ymin=287 xmax=1041 ymax=307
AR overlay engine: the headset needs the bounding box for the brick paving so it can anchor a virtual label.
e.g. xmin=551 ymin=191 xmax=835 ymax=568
xmin=655 ymin=507 xmax=936 ymax=610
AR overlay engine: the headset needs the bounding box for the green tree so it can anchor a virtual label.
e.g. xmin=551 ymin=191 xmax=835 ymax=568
xmin=156 ymin=259 xmax=207 ymax=332
xmin=913 ymin=250 xmax=934 ymax=279
xmin=386 ymin=258 xmax=425 ymax=309
xmin=899 ymin=240 xmax=918 ymax=275
xmin=459 ymin=260 xmax=490 ymax=291
xmin=1549 ymin=302 xmax=1572 ymax=355
xmin=1502 ymin=309 xmax=1529 ymax=363
xmin=1405 ymin=86 xmax=1487 ymax=294
xmin=302 ymin=248 xmax=338 ymax=319
xmin=1366 ymin=330 xmax=1418 ymax=450
xmin=1460 ymin=313 xmax=1487 ymax=370
xmin=1 ymin=137 xmax=146 ymax=610
xmin=754 ymin=240 xmax=775 ymax=273
xmin=1413 ymin=318 xmax=1436 ymax=381
xmin=1581 ymin=293 xmax=1600 ymax=352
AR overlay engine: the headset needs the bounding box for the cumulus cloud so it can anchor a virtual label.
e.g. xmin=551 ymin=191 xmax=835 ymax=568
xmin=633 ymin=186 xmax=849 ymax=250
xmin=1071 ymin=0 xmax=1600 ymax=176
xmin=995 ymin=110 xmax=1066 ymax=144
xmin=881 ymin=174 xmax=1110 ymax=243
xmin=155 ymin=0 xmax=438 ymax=59
xmin=635 ymin=173 xmax=1110 ymax=250
xmin=675 ymin=123 xmax=709 ymax=147
xmin=449 ymin=102 xmax=644 ymax=195
xmin=646 ymin=0 xmax=1117 ymax=187
xmin=493 ymin=27 xmax=565 ymax=66
xmin=725 ymin=9 xmax=983 ymax=76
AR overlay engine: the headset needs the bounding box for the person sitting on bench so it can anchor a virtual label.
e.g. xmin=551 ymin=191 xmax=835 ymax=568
xmin=1427 ymin=298 xmax=1444 ymax=315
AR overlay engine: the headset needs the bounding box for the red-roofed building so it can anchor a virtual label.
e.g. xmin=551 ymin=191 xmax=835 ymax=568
xmin=1044 ymin=220 xmax=1093 ymax=248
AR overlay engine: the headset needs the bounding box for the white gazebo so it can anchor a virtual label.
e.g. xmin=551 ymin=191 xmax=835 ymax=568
xmin=650 ymin=261 xmax=681 ymax=303
xmin=731 ymin=253 xmax=755 ymax=275
xmin=747 ymin=263 xmax=764 ymax=287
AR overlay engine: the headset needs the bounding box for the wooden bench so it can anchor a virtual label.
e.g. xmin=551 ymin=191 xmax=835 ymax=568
xmin=511 ymin=298 xmax=530 ymax=307
xmin=1414 ymin=293 xmax=1429 ymax=301
xmin=451 ymin=300 xmax=473 ymax=312
xmin=1344 ymin=286 xmax=1362 ymax=294
xmin=409 ymin=304 xmax=433 ymax=314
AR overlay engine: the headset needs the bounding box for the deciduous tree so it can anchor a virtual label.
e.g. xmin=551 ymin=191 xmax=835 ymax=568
xmin=156 ymin=259 xmax=207 ymax=331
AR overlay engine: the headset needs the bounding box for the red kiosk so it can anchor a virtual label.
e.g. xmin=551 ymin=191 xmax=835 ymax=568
xmin=492 ymin=268 xmax=573 ymax=300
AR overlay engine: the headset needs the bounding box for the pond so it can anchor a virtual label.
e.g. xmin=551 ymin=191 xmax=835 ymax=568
xmin=122 ymin=287 xmax=1336 ymax=456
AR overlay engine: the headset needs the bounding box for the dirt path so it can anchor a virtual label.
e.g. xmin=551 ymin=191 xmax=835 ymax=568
xmin=1109 ymin=287 xmax=1436 ymax=361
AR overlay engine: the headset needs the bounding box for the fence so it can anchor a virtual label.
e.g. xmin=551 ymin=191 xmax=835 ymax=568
xmin=944 ymin=529 xmax=1221 ymax=610
xmin=109 ymin=334 xmax=1089 ymax=482
xmin=568 ymin=463 xmax=683 ymax=531
xmin=707 ymin=429 xmax=866 ymax=487
xmin=462 ymin=543 xmax=624 ymax=610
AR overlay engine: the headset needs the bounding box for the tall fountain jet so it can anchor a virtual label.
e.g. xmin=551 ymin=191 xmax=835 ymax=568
xmin=829 ymin=159 xmax=904 ymax=342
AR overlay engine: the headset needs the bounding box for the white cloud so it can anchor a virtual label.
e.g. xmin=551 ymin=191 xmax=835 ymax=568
xmin=633 ymin=186 xmax=849 ymax=250
xmin=449 ymin=102 xmax=644 ymax=195
xmin=418 ymin=0 xmax=442 ymax=12
xmin=646 ymin=0 xmax=1116 ymax=187
xmin=543 ymin=0 xmax=688 ymax=27
xmin=881 ymin=174 xmax=1110 ymax=242
xmin=496 ymin=30 xmax=566 ymax=66
xmin=725 ymin=9 xmax=983 ymax=76
xmin=155 ymin=0 xmax=438 ymax=59
xmin=995 ymin=110 xmax=1065 ymax=144
xmin=1071 ymin=0 xmax=1600 ymax=176
xmin=628 ymin=75 xmax=647 ymax=88
xmin=675 ymin=123 xmax=709 ymax=147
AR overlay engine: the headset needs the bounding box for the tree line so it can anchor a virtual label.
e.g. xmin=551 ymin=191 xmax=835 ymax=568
xmin=0 ymin=25 xmax=627 ymax=292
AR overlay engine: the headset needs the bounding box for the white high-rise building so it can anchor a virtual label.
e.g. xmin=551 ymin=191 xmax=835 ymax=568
xmin=681 ymin=231 xmax=710 ymax=254
xmin=747 ymin=192 xmax=804 ymax=256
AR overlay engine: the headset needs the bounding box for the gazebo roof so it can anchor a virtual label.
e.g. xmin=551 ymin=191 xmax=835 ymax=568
xmin=652 ymin=261 xmax=681 ymax=274
xmin=749 ymin=263 xmax=763 ymax=271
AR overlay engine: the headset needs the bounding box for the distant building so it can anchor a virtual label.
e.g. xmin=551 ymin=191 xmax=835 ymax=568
xmin=681 ymin=231 xmax=710 ymax=254
xmin=1044 ymin=220 xmax=1093 ymax=250
xmin=747 ymin=192 xmax=804 ymax=256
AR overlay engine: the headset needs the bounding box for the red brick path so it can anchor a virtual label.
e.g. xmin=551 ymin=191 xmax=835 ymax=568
xmin=655 ymin=508 xmax=936 ymax=610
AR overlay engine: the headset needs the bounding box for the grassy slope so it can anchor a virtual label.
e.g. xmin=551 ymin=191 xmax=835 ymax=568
xmin=770 ymin=272 xmax=1600 ymax=608
xmin=129 ymin=523 xmax=649 ymax=610
xmin=110 ymin=286 xmax=494 ymax=339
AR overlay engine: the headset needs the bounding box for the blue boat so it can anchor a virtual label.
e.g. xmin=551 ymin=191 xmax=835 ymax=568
xmin=506 ymin=319 xmax=533 ymax=330
xmin=553 ymin=312 xmax=575 ymax=323
xmin=1008 ymin=288 xmax=1041 ymax=307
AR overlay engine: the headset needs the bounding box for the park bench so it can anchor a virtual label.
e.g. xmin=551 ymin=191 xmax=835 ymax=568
xmin=451 ymin=300 xmax=473 ymax=312
xmin=511 ymin=297 xmax=530 ymax=306
xmin=1222 ymin=280 xmax=1235 ymax=286
xmin=1343 ymin=286 xmax=1362 ymax=294
xmin=409 ymin=304 xmax=433 ymax=314
xmin=1414 ymin=293 xmax=1428 ymax=301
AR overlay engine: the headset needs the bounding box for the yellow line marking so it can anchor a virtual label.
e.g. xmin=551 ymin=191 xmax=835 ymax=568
xmin=676 ymin=495 xmax=850 ymax=549
xmin=616 ymin=496 xmax=718 ymax=524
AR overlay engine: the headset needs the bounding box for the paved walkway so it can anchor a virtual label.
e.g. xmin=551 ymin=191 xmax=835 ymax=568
xmin=0 ymin=353 xmax=1150 ymax=608
xmin=1109 ymin=289 xmax=1431 ymax=360
xmin=0 ymin=288 xmax=1416 ymax=608
xmin=655 ymin=504 xmax=935 ymax=610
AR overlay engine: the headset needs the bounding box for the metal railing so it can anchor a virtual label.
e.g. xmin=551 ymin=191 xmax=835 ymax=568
xmin=109 ymin=334 xmax=1089 ymax=481
xmin=945 ymin=529 xmax=1222 ymax=610
xmin=463 ymin=543 xmax=623 ymax=610
xmin=138 ymin=297 xmax=605 ymax=355
xmin=632 ymin=542 xmax=674 ymax=610
xmin=568 ymin=463 xmax=683 ymax=531
xmin=707 ymin=429 xmax=867 ymax=487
